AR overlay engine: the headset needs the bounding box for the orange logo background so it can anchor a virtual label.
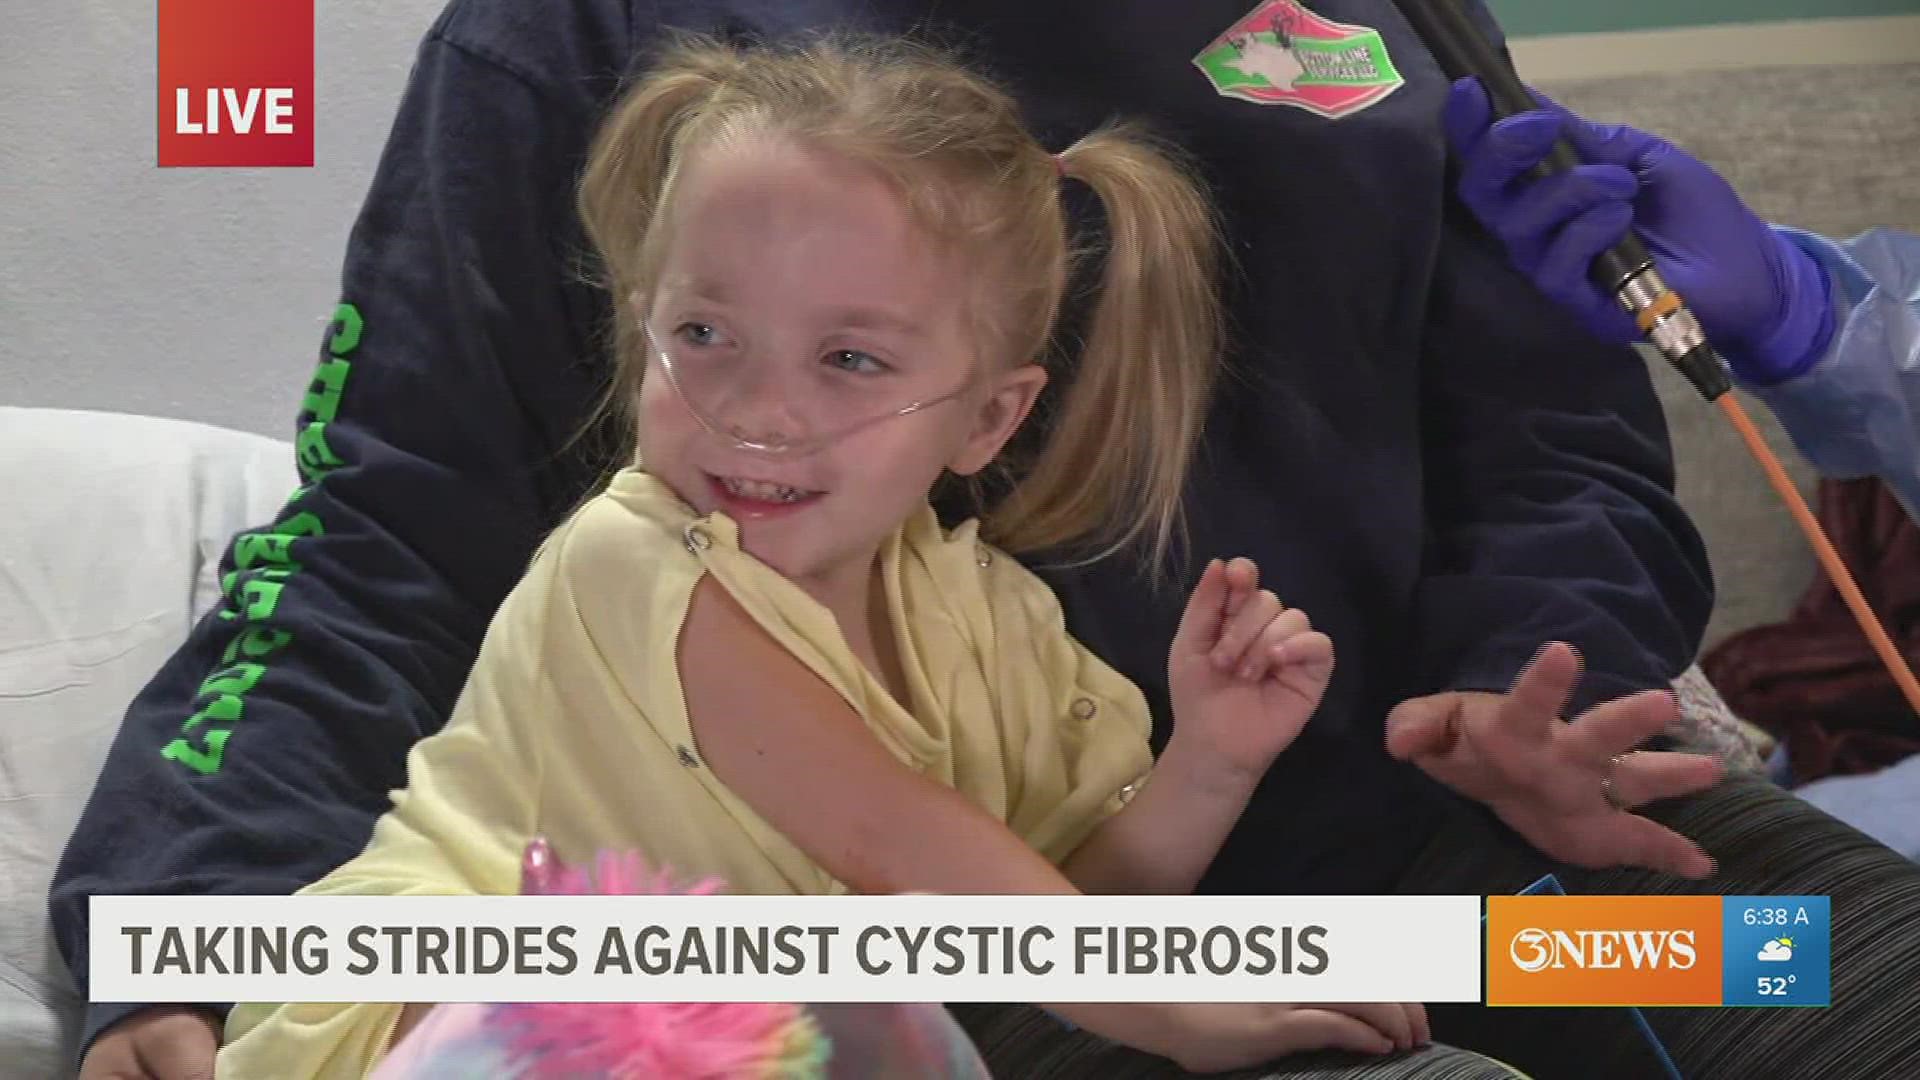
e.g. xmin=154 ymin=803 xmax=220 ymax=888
xmin=1487 ymin=896 xmax=1722 ymax=1006
xmin=158 ymin=0 xmax=314 ymax=167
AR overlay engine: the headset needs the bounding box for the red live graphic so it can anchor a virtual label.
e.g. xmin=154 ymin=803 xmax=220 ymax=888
xmin=158 ymin=0 xmax=314 ymax=167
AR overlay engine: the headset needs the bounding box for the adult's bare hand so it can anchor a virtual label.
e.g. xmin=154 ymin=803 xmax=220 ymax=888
xmin=78 ymin=1006 xmax=220 ymax=1080
xmin=1385 ymin=642 xmax=1722 ymax=879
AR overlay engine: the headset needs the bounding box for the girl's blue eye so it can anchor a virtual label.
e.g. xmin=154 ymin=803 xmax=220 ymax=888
xmin=826 ymin=350 xmax=887 ymax=374
xmin=676 ymin=323 xmax=718 ymax=347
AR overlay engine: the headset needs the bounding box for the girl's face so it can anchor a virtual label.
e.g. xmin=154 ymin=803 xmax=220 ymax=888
xmin=636 ymin=137 xmax=1043 ymax=595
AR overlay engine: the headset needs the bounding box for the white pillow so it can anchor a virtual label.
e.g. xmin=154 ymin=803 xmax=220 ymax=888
xmin=0 ymin=407 xmax=294 ymax=1076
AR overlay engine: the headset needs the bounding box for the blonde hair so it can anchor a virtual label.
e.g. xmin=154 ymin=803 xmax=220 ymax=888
xmin=576 ymin=33 xmax=1224 ymax=570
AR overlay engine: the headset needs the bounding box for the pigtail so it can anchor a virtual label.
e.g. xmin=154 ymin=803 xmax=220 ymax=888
xmin=989 ymin=124 xmax=1225 ymax=573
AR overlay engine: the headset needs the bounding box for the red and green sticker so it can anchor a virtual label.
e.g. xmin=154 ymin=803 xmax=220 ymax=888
xmin=1195 ymin=1 xmax=1405 ymax=119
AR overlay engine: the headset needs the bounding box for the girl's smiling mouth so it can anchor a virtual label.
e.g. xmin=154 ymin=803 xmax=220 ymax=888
xmin=707 ymin=472 xmax=825 ymax=515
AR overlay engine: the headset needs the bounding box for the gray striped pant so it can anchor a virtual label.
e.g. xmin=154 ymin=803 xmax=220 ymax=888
xmin=951 ymin=776 xmax=1920 ymax=1079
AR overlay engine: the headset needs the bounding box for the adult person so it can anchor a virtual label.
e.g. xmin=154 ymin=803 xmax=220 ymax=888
xmin=60 ymin=2 xmax=1843 ymax=1077
xmin=1445 ymin=77 xmax=1920 ymax=519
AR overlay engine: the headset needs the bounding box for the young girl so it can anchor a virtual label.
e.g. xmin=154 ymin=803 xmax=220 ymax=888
xmin=219 ymin=34 xmax=1427 ymax=1077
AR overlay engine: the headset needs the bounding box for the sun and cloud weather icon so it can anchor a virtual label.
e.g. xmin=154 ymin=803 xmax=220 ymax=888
xmin=1758 ymin=938 xmax=1795 ymax=962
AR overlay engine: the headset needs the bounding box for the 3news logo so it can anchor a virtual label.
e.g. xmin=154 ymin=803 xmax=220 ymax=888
xmin=1487 ymin=895 xmax=1831 ymax=1007
xmin=1507 ymin=924 xmax=1700 ymax=973
xmin=158 ymin=0 xmax=314 ymax=167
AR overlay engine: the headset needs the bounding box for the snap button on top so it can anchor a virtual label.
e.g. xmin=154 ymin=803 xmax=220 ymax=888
xmin=1071 ymin=698 xmax=1097 ymax=720
xmin=683 ymin=523 xmax=712 ymax=554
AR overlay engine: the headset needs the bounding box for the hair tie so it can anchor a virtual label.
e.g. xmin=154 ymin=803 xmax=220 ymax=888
xmin=1052 ymin=153 xmax=1067 ymax=180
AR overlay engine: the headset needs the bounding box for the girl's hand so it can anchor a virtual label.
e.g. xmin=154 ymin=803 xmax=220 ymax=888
xmin=1159 ymin=1000 xmax=1430 ymax=1073
xmin=1047 ymin=999 xmax=1428 ymax=1075
xmin=1167 ymin=558 xmax=1334 ymax=783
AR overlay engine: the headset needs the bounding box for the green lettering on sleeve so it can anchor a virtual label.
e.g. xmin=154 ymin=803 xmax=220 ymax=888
xmin=295 ymin=423 xmax=345 ymax=482
xmin=222 ymin=565 xmax=294 ymax=601
xmin=302 ymin=359 xmax=352 ymax=426
xmin=326 ymin=302 xmax=363 ymax=357
xmin=162 ymin=729 xmax=233 ymax=775
xmin=239 ymin=579 xmax=287 ymax=621
xmin=163 ymin=300 xmax=362 ymax=775
xmin=197 ymin=662 xmax=267 ymax=699
xmin=278 ymin=510 xmax=325 ymax=538
xmin=234 ymin=532 xmax=299 ymax=571
xmin=181 ymin=694 xmax=244 ymax=732
xmin=222 ymin=626 xmax=294 ymax=665
xmin=220 ymin=568 xmax=293 ymax=621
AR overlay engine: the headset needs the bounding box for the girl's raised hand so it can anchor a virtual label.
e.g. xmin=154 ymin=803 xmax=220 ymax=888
xmin=1167 ymin=557 xmax=1334 ymax=782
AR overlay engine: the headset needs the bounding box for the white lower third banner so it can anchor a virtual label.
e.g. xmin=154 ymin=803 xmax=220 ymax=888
xmin=91 ymin=894 xmax=1481 ymax=1003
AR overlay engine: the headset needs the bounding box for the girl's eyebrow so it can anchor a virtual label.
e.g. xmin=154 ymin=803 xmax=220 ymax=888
xmin=660 ymin=276 xmax=732 ymax=306
xmin=828 ymin=307 xmax=928 ymax=339
xmin=663 ymin=279 xmax=928 ymax=340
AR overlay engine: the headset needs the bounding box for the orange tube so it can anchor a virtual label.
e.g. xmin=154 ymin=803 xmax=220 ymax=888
xmin=1717 ymin=393 xmax=1920 ymax=717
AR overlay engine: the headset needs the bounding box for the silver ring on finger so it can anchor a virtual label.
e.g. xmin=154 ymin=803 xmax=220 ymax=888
xmin=1600 ymin=751 xmax=1633 ymax=811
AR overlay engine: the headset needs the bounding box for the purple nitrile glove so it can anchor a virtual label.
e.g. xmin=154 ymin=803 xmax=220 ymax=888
xmin=1442 ymin=77 xmax=1835 ymax=386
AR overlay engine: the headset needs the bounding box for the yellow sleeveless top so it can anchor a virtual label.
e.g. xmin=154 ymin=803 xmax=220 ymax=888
xmin=219 ymin=468 xmax=1154 ymax=1078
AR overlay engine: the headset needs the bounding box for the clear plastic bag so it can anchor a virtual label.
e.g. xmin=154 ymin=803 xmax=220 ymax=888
xmin=368 ymin=840 xmax=993 ymax=1079
xmin=372 ymin=999 xmax=992 ymax=1079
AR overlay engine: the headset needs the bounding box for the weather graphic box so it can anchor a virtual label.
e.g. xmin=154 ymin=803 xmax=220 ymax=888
xmin=1721 ymin=896 xmax=1832 ymax=1007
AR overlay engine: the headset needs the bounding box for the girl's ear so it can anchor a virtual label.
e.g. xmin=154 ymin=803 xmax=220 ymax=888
xmin=949 ymin=364 xmax=1048 ymax=477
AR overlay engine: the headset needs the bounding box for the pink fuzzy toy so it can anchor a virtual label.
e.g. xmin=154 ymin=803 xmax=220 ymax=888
xmin=370 ymin=839 xmax=992 ymax=1080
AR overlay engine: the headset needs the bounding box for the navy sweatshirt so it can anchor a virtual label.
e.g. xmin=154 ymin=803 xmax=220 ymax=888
xmin=52 ymin=0 xmax=1712 ymax=1053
